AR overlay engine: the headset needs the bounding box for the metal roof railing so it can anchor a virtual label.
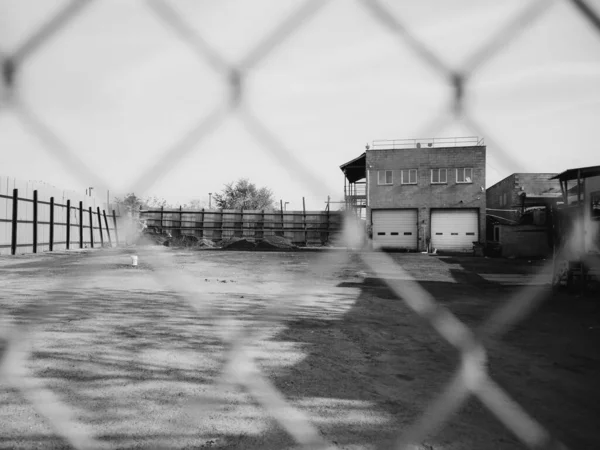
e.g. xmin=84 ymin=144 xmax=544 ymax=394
xmin=371 ymin=136 xmax=484 ymax=150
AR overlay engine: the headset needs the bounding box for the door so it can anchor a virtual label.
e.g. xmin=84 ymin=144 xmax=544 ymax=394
xmin=431 ymin=209 xmax=479 ymax=251
xmin=372 ymin=209 xmax=418 ymax=250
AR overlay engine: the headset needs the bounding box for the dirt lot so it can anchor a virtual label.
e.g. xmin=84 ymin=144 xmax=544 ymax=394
xmin=0 ymin=248 xmax=599 ymax=450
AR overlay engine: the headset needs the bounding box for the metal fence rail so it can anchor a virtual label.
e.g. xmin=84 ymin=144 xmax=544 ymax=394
xmin=0 ymin=189 xmax=120 ymax=255
xmin=371 ymin=136 xmax=484 ymax=150
xmin=1 ymin=1 xmax=600 ymax=449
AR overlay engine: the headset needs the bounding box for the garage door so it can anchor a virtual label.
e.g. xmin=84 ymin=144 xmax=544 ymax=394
xmin=431 ymin=210 xmax=479 ymax=251
xmin=372 ymin=210 xmax=418 ymax=250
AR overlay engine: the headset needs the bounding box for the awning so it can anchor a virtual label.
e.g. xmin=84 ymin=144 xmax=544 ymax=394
xmin=340 ymin=152 xmax=366 ymax=183
xmin=550 ymin=165 xmax=600 ymax=181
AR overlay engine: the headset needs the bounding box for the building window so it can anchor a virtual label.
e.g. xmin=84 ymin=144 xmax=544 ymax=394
xmin=401 ymin=169 xmax=418 ymax=185
xmin=457 ymin=168 xmax=473 ymax=183
xmin=499 ymin=195 xmax=504 ymax=207
xmin=591 ymin=191 xmax=600 ymax=221
xmin=377 ymin=170 xmax=393 ymax=185
xmin=431 ymin=168 xmax=447 ymax=184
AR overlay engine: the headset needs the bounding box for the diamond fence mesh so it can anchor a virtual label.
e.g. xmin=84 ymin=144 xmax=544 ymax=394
xmin=1 ymin=1 xmax=599 ymax=449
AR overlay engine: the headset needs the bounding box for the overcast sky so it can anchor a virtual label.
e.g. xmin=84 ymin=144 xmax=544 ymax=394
xmin=1 ymin=0 xmax=599 ymax=210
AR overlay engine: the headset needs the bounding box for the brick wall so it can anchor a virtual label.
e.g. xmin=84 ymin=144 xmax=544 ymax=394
xmin=486 ymin=174 xmax=518 ymax=221
xmin=366 ymin=146 xmax=486 ymax=250
xmin=486 ymin=173 xmax=560 ymax=223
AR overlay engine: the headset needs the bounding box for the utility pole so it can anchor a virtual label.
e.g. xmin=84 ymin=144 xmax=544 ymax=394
xmin=209 ymin=193 xmax=212 ymax=209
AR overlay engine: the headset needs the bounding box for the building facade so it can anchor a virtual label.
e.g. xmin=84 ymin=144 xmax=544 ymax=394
xmin=341 ymin=137 xmax=486 ymax=252
xmin=486 ymin=173 xmax=562 ymax=223
xmin=551 ymin=166 xmax=600 ymax=255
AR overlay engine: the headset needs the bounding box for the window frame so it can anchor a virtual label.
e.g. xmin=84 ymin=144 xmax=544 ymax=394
xmin=591 ymin=191 xmax=600 ymax=221
xmin=456 ymin=168 xmax=474 ymax=184
xmin=377 ymin=170 xmax=393 ymax=185
xmin=401 ymin=169 xmax=418 ymax=185
xmin=431 ymin=168 xmax=448 ymax=184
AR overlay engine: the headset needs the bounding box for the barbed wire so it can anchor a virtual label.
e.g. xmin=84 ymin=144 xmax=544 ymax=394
xmin=2 ymin=0 xmax=600 ymax=449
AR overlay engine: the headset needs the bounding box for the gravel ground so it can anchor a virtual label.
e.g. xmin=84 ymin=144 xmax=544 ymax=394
xmin=0 ymin=248 xmax=598 ymax=449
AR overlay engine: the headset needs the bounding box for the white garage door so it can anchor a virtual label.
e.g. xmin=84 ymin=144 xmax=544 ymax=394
xmin=372 ymin=210 xmax=418 ymax=249
xmin=431 ymin=210 xmax=479 ymax=252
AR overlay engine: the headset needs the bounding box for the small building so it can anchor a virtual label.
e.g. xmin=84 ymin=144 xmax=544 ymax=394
xmin=340 ymin=136 xmax=486 ymax=252
xmin=486 ymin=173 xmax=562 ymax=223
xmin=485 ymin=173 xmax=562 ymax=258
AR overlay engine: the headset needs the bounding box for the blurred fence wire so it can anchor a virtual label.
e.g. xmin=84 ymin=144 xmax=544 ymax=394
xmin=1 ymin=0 xmax=600 ymax=449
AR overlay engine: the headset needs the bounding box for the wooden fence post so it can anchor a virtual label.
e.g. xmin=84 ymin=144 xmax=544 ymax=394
xmin=11 ymin=189 xmax=18 ymax=255
xmin=178 ymin=205 xmax=183 ymax=238
xmin=303 ymin=197 xmax=307 ymax=246
xmin=199 ymin=208 xmax=205 ymax=239
xmin=220 ymin=210 xmax=224 ymax=240
xmin=160 ymin=206 xmax=164 ymax=232
xmin=279 ymin=200 xmax=284 ymax=237
xmin=237 ymin=208 xmax=243 ymax=238
xmin=103 ymin=210 xmax=112 ymax=247
xmin=66 ymin=199 xmax=71 ymax=250
xmin=325 ymin=197 xmax=330 ymax=244
xmin=255 ymin=209 xmax=264 ymax=240
xmin=33 ymin=190 xmax=38 ymax=253
xmin=88 ymin=207 xmax=94 ymax=248
xmin=112 ymin=210 xmax=119 ymax=246
xmin=49 ymin=197 xmax=54 ymax=251
xmin=79 ymin=201 xmax=84 ymax=248
xmin=96 ymin=207 xmax=104 ymax=247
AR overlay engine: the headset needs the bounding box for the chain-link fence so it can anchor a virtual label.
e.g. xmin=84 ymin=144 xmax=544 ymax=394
xmin=1 ymin=1 xmax=600 ymax=449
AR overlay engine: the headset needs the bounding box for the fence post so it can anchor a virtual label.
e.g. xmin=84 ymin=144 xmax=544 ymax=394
xmin=160 ymin=206 xmax=164 ymax=232
xmin=96 ymin=207 xmax=104 ymax=247
xmin=178 ymin=205 xmax=183 ymax=238
xmin=33 ymin=190 xmax=38 ymax=253
xmin=220 ymin=210 xmax=224 ymax=240
xmin=11 ymin=189 xmax=18 ymax=255
xmin=303 ymin=197 xmax=307 ymax=246
xmin=112 ymin=210 xmax=119 ymax=246
xmin=199 ymin=208 xmax=205 ymax=239
xmin=255 ymin=209 xmax=263 ymax=240
xmin=88 ymin=207 xmax=94 ymax=248
xmin=79 ymin=201 xmax=84 ymax=248
xmin=49 ymin=197 xmax=54 ymax=251
xmin=325 ymin=197 xmax=330 ymax=244
xmin=279 ymin=200 xmax=284 ymax=237
xmin=103 ymin=210 xmax=112 ymax=247
xmin=66 ymin=199 xmax=71 ymax=250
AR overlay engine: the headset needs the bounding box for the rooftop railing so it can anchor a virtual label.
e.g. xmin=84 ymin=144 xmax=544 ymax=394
xmin=371 ymin=136 xmax=484 ymax=150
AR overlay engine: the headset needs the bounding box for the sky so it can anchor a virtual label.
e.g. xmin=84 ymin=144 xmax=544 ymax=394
xmin=1 ymin=0 xmax=599 ymax=211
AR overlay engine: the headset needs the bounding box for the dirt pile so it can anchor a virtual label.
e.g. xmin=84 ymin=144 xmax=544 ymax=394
xmin=256 ymin=235 xmax=297 ymax=250
xmin=220 ymin=236 xmax=298 ymax=250
xmin=165 ymin=235 xmax=217 ymax=248
xmin=220 ymin=238 xmax=258 ymax=250
xmin=195 ymin=238 xmax=216 ymax=248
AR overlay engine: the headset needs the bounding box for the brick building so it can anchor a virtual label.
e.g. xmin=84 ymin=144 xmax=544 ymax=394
xmin=340 ymin=137 xmax=486 ymax=252
xmin=486 ymin=173 xmax=562 ymax=223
